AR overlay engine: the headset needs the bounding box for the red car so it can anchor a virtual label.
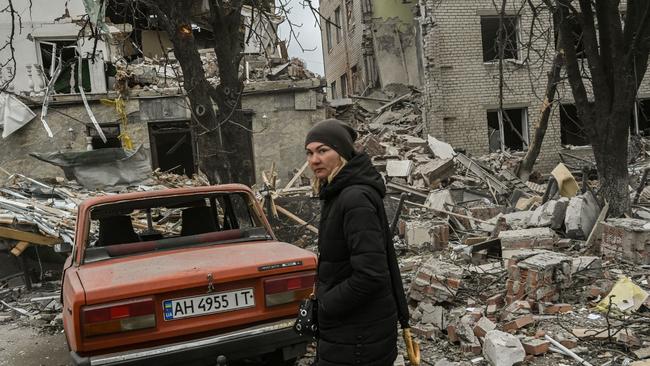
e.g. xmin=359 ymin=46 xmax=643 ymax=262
xmin=61 ymin=184 xmax=316 ymax=365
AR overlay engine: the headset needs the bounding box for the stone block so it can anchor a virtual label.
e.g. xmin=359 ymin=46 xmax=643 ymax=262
xmin=502 ymin=314 xmax=534 ymax=332
xmin=404 ymin=221 xmax=449 ymax=251
xmin=528 ymin=197 xmax=569 ymax=229
xmin=469 ymin=205 xmax=506 ymax=221
xmin=601 ymin=218 xmax=650 ymax=264
xmin=425 ymin=189 xmax=455 ymax=212
xmin=499 ymin=211 xmax=534 ymax=230
xmin=361 ymin=134 xmax=385 ymax=156
xmin=571 ymin=256 xmax=602 ymax=277
xmin=498 ymin=227 xmax=558 ymax=251
xmin=483 ymin=330 xmax=526 ymax=366
xmin=421 ymin=304 xmax=448 ymax=329
xmin=565 ymin=192 xmax=600 ymax=239
xmin=474 ymin=316 xmax=496 ymax=338
xmin=412 ymin=322 xmax=438 ymax=339
xmin=415 ymin=158 xmax=455 ymax=188
xmin=521 ymin=338 xmax=550 ymax=355
xmin=410 ymin=258 xmax=465 ymax=304
xmin=386 ymin=160 xmax=414 ymax=177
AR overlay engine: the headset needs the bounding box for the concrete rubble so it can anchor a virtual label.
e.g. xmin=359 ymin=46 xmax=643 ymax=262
xmin=3 ymin=84 xmax=650 ymax=366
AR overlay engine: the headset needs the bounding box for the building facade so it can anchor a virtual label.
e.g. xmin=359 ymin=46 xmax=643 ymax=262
xmin=419 ymin=0 xmax=650 ymax=172
xmin=319 ymin=0 xmax=420 ymax=100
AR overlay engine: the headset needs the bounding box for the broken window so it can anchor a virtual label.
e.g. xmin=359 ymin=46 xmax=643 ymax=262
xmin=334 ymin=7 xmax=342 ymax=43
xmin=37 ymin=40 xmax=91 ymax=94
xmin=148 ymin=121 xmax=196 ymax=177
xmin=480 ymin=16 xmax=519 ymax=62
xmin=87 ymin=123 xmax=122 ymax=149
xmin=84 ymin=192 xmax=268 ymax=263
xmin=351 ymin=65 xmax=359 ymax=94
xmin=326 ymin=18 xmax=333 ymax=51
xmin=553 ymin=13 xmax=585 ymax=58
xmin=346 ymin=0 xmax=355 ymax=35
xmin=487 ymin=108 xmax=529 ymax=152
xmin=331 ymin=80 xmax=337 ymax=99
xmin=340 ymin=74 xmax=348 ymax=98
xmin=632 ymin=99 xmax=650 ymax=136
xmin=560 ymin=104 xmax=589 ymax=146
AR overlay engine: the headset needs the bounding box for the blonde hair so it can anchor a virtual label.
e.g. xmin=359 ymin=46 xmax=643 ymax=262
xmin=311 ymin=156 xmax=347 ymax=195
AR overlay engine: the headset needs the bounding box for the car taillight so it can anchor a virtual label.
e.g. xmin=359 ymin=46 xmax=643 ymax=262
xmin=264 ymin=272 xmax=315 ymax=307
xmin=82 ymin=297 xmax=156 ymax=337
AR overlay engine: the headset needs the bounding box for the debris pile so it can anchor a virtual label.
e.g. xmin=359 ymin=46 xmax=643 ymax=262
xmin=276 ymin=85 xmax=650 ymax=365
xmin=113 ymin=51 xmax=318 ymax=95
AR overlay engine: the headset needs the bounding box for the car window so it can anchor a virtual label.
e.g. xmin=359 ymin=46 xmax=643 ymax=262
xmin=82 ymin=192 xmax=271 ymax=263
xmin=230 ymin=193 xmax=256 ymax=229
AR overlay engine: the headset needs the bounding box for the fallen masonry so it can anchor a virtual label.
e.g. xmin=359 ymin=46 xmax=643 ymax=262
xmin=3 ymin=85 xmax=650 ymax=366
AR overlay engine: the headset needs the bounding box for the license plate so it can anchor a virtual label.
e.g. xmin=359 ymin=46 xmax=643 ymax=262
xmin=163 ymin=288 xmax=255 ymax=321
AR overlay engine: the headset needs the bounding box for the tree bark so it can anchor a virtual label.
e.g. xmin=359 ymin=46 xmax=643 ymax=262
xmin=549 ymin=0 xmax=650 ymax=216
xmin=592 ymin=123 xmax=630 ymax=215
xmin=154 ymin=0 xmax=228 ymax=183
xmin=150 ymin=0 xmax=255 ymax=185
xmin=517 ymin=43 xmax=564 ymax=181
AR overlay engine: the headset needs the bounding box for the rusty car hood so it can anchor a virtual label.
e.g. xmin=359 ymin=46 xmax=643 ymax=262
xmin=76 ymin=240 xmax=316 ymax=304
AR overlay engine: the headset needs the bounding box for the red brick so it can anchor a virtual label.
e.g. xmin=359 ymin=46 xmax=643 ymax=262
xmin=486 ymin=293 xmax=504 ymax=306
xmin=447 ymin=324 xmax=459 ymax=343
xmin=502 ymin=315 xmax=535 ymax=332
xmin=539 ymin=303 xmax=573 ymax=314
xmin=522 ymin=338 xmax=550 ymax=355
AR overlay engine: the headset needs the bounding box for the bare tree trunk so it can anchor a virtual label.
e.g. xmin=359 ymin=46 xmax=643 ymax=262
xmin=592 ymin=123 xmax=630 ymax=215
xmin=156 ymin=0 xmax=228 ymax=184
xmin=152 ymin=0 xmax=255 ymax=185
xmin=517 ymin=43 xmax=564 ymax=181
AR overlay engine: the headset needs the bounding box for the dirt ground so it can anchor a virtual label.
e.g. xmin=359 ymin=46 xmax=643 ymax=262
xmin=0 ymin=321 xmax=70 ymax=366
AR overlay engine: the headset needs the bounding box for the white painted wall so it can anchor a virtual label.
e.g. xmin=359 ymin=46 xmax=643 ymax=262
xmin=0 ymin=0 xmax=113 ymax=94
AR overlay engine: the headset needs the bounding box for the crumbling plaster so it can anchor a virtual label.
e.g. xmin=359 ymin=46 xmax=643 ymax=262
xmin=0 ymin=90 xmax=325 ymax=184
xmin=0 ymin=98 xmax=146 ymax=180
xmin=245 ymin=90 xmax=325 ymax=184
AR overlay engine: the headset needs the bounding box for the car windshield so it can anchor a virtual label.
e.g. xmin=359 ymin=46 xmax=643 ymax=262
xmin=83 ymin=191 xmax=272 ymax=263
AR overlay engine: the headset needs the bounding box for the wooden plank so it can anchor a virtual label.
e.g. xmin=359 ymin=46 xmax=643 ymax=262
xmin=0 ymin=226 xmax=62 ymax=245
xmin=390 ymin=197 xmax=492 ymax=225
xmin=374 ymin=93 xmax=412 ymax=114
xmin=276 ymin=205 xmax=319 ymax=234
xmin=10 ymin=241 xmax=29 ymax=256
xmin=282 ymin=161 xmax=309 ymax=191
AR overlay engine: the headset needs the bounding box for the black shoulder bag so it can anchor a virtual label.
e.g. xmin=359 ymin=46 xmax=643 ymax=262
xmin=293 ymin=256 xmax=319 ymax=339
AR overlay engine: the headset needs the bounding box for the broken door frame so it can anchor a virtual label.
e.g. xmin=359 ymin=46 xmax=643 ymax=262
xmin=147 ymin=119 xmax=198 ymax=176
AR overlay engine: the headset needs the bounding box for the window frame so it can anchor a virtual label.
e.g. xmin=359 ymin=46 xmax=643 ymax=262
xmin=334 ymin=7 xmax=342 ymax=44
xmin=480 ymin=15 xmax=521 ymax=63
xmin=340 ymin=74 xmax=348 ymax=98
xmin=326 ymin=18 xmax=333 ymax=52
xmin=487 ymin=107 xmax=529 ymax=152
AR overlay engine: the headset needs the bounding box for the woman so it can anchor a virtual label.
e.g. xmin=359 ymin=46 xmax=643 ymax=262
xmin=304 ymin=119 xmax=409 ymax=366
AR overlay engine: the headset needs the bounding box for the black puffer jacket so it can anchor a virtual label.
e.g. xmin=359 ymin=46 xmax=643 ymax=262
xmin=315 ymin=153 xmax=404 ymax=366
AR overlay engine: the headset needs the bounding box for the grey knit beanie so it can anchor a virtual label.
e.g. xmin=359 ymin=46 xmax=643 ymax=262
xmin=304 ymin=119 xmax=358 ymax=160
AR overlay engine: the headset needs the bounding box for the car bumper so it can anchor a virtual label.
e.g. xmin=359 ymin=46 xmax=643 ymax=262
xmin=70 ymin=319 xmax=309 ymax=366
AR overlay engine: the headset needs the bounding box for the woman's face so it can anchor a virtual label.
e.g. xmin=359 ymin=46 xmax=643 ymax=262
xmin=306 ymin=142 xmax=342 ymax=180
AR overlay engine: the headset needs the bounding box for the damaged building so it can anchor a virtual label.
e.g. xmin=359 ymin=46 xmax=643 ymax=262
xmin=321 ymin=0 xmax=650 ymax=172
xmin=0 ymin=0 xmax=326 ymax=186
xmin=320 ymin=0 xmax=421 ymax=99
